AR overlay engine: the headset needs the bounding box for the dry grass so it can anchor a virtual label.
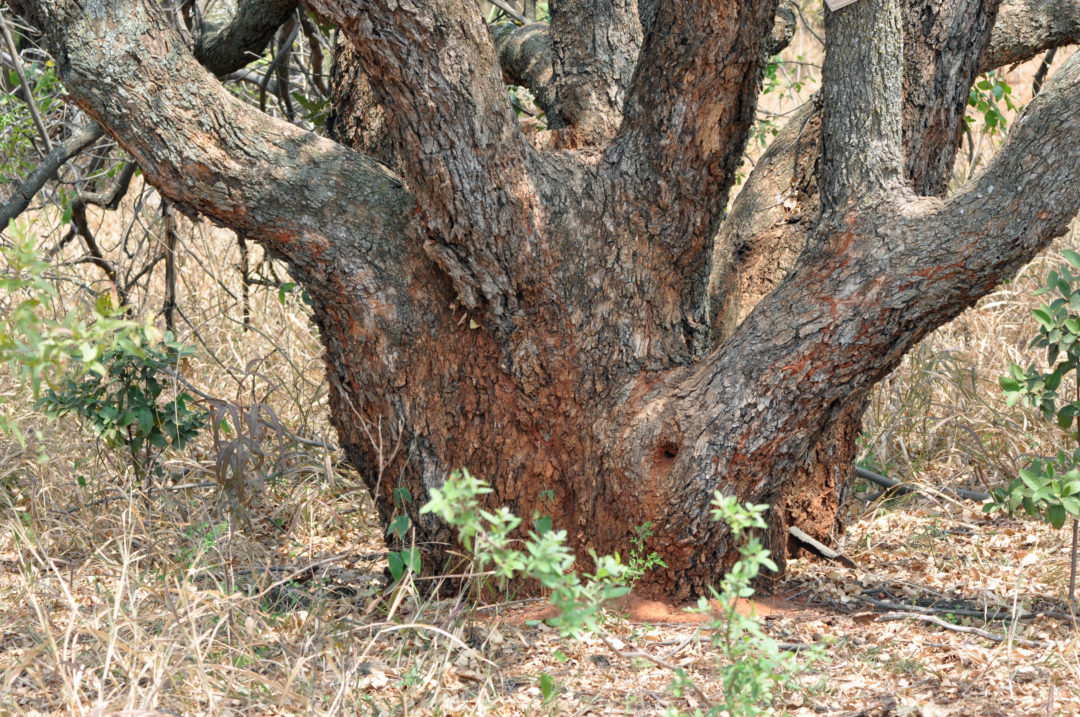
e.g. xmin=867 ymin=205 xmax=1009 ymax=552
xmin=2 ymin=10 xmax=1080 ymax=715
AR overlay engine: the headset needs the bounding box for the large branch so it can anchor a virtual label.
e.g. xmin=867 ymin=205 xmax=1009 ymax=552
xmin=706 ymin=0 xmax=1076 ymax=346
xmin=903 ymin=0 xmax=1001 ymax=197
xmin=6 ymin=0 xmax=411 ymax=285
xmin=982 ymin=0 xmax=1080 ymax=70
xmin=604 ymin=0 xmax=780 ymax=315
xmin=303 ymin=0 xmax=540 ymax=319
xmin=820 ymin=0 xmax=905 ymax=211
xmin=547 ymin=0 xmax=641 ymax=142
xmin=492 ymin=22 xmax=558 ymax=118
xmin=193 ymin=0 xmax=298 ymax=76
xmin=642 ymin=49 xmax=1080 ymax=574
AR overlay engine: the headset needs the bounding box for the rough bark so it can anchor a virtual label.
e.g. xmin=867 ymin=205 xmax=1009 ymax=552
xmin=10 ymin=0 xmax=1080 ymax=603
xmin=983 ymin=0 xmax=1080 ymax=70
xmin=193 ymin=0 xmax=298 ymax=76
xmin=706 ymin=0 xmax=1074 ymax=344
xmin=902 ymin=0 xmax=1000 ymax=197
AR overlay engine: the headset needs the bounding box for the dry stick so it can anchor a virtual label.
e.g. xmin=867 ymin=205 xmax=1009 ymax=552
xmin=69 ymin=200 xmax=126 ymax=305
xmin=1033 ymin=48 xmax=1057 ymax=97
xmin=876 ymin=612 xmax=1042 ymax=647
xmin=857 ymin=594 xmax=1074 ymax=622
xmin=297 ymin=13 xmax=327 ymax=96
xmin=237 ymin=232 xmax=251 ymax=330
xmin=162 ymin=202 xmax=179 ymax=334
xmin=274 ymin=17 xmax=295 ymax=122
xmin=854 ymin=466 xmax=990 ymax=503
xmin=788 ymin=525 xmax=857 ymax=568
xmin=0 ymin=122 xmax=103 ymax=226
xmin=259 ymin=20 xmax=299 ymax=114
xmin=80 ymin=160 xmax=138 ymax=211
xmin=0 ymin=10 xmax=51 ymax=155
xmin=486 ymin=0 xmax=528 ymax=24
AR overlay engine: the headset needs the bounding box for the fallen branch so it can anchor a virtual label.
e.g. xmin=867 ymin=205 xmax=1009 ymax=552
xmin=857 ymin=593 xmax=1075 ymax=623
xmin=876 ymin=611 xmax=1043 ymax=647
xmin=854 ymin=466 xmax=990 ymax=503
xmin=789 ymin=525 xmax=858 ymax=568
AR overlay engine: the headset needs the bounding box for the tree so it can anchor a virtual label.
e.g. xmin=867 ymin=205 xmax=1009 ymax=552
xmin=5 ymin=0 xmax=1080 ymax=600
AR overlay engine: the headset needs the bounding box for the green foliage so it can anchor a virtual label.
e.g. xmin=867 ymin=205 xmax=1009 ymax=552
xmin=680 ymin=495 xmax=810 ymax=717
xmin=39 ymin=330 xmax=207 ymax=456
xmin=422 ymin=469 xmax=813 ymax=713
xmin=0 ymin=221 xmax=139 ymax=436
xmin=989 ymin=251 xmax=1080 ymax=530
xmin=421 ymin=467 xmax=633 ymax=638
xmin=966 ymin=70 xmax=1018 ymax=136
xmin=386 ymin=485 xmax=423 ymax=581
xmin=0 ymin=60 xmax=61 ymax=185
xmin=623 ymin=521 xmax=666 ymax=587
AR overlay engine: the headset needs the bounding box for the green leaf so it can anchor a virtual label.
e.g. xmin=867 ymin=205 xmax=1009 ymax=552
xmin=1064 ymin=250 xmax=1080 ymax=269
xmin=539 ymin=673 xmax=556 ymax=703
xmin=1049 ymin=503 xmax=1068 ymax=529
xmin=388 ymin=551 xmax=405 ymax=581
xmin=1033 ymin=308 xmax=1055 ymax=331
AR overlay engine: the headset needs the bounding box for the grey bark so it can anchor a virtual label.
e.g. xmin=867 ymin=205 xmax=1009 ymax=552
xmin=193 ymin=0 xmax=298 ymax=76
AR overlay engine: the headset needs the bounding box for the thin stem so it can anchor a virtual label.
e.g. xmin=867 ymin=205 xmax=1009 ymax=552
xmin=0 ymin=9 xmax=53 ymax=155
xmin=1070 ymin=518 xmax=1078 ymax=609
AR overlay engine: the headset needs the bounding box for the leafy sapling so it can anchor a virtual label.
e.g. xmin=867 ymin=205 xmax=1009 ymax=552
xmin=990 ymin=249 xmax=1080 ymax=604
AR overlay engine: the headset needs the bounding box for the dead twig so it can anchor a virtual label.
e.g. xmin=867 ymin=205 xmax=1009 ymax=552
xmin=876 ymin=612 xmax=1043 ymax=647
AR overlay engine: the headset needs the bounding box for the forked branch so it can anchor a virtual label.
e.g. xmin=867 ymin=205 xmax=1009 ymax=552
xmin=8 ymin=0 xmax=411 ymax=284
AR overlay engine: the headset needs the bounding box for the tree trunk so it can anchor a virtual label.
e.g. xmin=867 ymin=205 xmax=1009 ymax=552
xmin=11 ymin=0 xmax=1080 ymax=601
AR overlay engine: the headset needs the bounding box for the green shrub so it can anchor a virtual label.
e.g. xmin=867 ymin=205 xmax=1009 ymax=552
xmin=421 ymin=468 xmax=814 ymax=714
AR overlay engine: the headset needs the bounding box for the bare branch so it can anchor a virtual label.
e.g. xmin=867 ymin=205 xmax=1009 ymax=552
xmin=192 ymin=0 xmax=297 ymax=76
xmin=0 ymin=121 xmax=103 ymax=227
xmin=820 ymin=0 xmax=905 ymax=211
xmin=981 ymin=0 xmax=1080 ymax=71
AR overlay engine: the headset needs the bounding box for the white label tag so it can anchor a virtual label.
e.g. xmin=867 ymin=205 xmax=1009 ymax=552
xmin=825 ymin=0 xmax=860 ymax=9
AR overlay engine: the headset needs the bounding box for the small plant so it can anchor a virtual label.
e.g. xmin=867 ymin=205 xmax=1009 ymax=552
xmin=0 ymin=221 xmax=138 ymax=436
xmin=39 ymin=328 xmax=208 ymax=486
xmin=990 ymin=249 xmax=1080 ymax=604
xmin=681 ymin=495 xmax=812 ymax=717
xmin=385 ymin=485 xmax=423 ymax=582
xmin=624 ymin=521 xmax=666 ymax=587
xmin=422 ymin=469 xmax=812 ymax=714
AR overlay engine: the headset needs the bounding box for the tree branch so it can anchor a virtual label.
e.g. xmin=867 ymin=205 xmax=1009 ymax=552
xmin=192 ymin=0 xmax=298 ymax=77
xmin=981 ymin=0 xmax=1080 ymax=71
xmin=547 ymin=0 xmax=641 ymax=141
xmin=491 ymin=22 xmax=558 ymax=118
xmin=303 ymin=0 xmax=540 ymax=318
xmin=902 ymin=0 xmax=1001 ymax=197
xmin=8 ymin=0 xmax=411 ymax=286
xmin=820 ymin=0 xmax=905 ymax=212
xmin=605 ymin=0 xmax=781 ymax=311
xmin=0 ymin=120 xmax=102 ymax=227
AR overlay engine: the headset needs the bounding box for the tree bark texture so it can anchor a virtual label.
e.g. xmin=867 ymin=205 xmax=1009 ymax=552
xmin=9 ymin=0 xmax=1080 ymax=600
